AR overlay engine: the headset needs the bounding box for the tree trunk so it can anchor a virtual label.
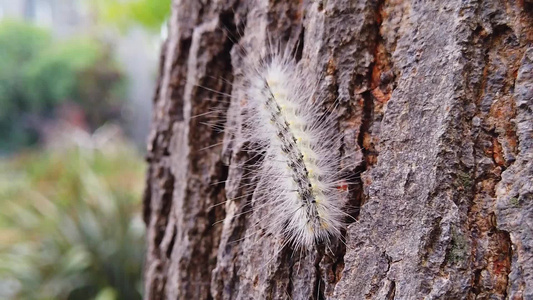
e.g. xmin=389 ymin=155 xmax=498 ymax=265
xmin=143 ymin=0 xmax=533 ymax=299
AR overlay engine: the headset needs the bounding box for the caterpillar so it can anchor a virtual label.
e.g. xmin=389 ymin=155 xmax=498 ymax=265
xmin=199 ymin=30 xmax=353 ymax=251
xmin=238 ymin=48 xmax=349 ymax=250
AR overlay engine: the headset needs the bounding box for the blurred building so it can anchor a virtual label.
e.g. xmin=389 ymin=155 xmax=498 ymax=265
xmin=0 ymin=0 xmax=156 ymax=149
xmin=0 ymin=0 xmax=90 ymax=37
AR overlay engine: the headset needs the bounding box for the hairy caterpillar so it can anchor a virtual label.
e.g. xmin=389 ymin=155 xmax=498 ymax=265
xmin=200 ymin=30 xmax=353 ymax=251
xmin=239 ymin=49 xmax=349 ymax=250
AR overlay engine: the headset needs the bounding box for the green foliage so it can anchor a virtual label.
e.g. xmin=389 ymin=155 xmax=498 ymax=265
xmin=0 ymin=136 xmax=145 ymax=300
xmin=0 ymin=21 xmax=51 ymax=150
xmin=0 ymin=21 xmax=125 ymax=153
xmin=0 ymin=21 xmax=50 ymax=113
xmin=27 ymin=38 xmax=125 ymax=128
xmin=26 ymin=39 xmax=102 ymax=109
xmin=95 ymin=0 xmax=171 ymax=31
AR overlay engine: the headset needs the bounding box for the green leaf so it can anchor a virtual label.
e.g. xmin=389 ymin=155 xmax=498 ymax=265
xmin=94 ymin=0 xmax=171 ymax=31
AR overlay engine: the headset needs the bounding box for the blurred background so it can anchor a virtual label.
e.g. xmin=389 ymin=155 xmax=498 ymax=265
xmin=0 ymin=0 xmax=170 ymax=299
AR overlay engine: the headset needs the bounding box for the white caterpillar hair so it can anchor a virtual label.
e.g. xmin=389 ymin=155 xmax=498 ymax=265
xmin=228 ymin=41 xmax=350 ymax=250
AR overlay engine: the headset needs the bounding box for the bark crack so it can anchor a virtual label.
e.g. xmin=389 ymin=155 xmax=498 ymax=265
xmin=463 ymin=9 xmax=524 ymax=298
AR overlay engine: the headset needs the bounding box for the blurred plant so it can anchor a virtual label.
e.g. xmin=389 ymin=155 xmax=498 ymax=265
xmin=0 ymin=21 xmax=51 ymax=151
xmin=0 ymin=126 xmax=145 ymax=300
xmin=0 ymin=20 xmax=125 ymax=153
xmin=94 ymin=0 xmax=171 ymax=31
xmin=26 ymin=37 xmax=125 ymax=128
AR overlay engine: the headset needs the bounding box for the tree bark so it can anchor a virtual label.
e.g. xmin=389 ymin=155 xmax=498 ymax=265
xmin=143 ymin=0 xmax=533 ymax=299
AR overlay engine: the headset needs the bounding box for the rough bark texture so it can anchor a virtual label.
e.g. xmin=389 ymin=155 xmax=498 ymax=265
xmin=143 ymin=0 xmax=533 ymax=299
